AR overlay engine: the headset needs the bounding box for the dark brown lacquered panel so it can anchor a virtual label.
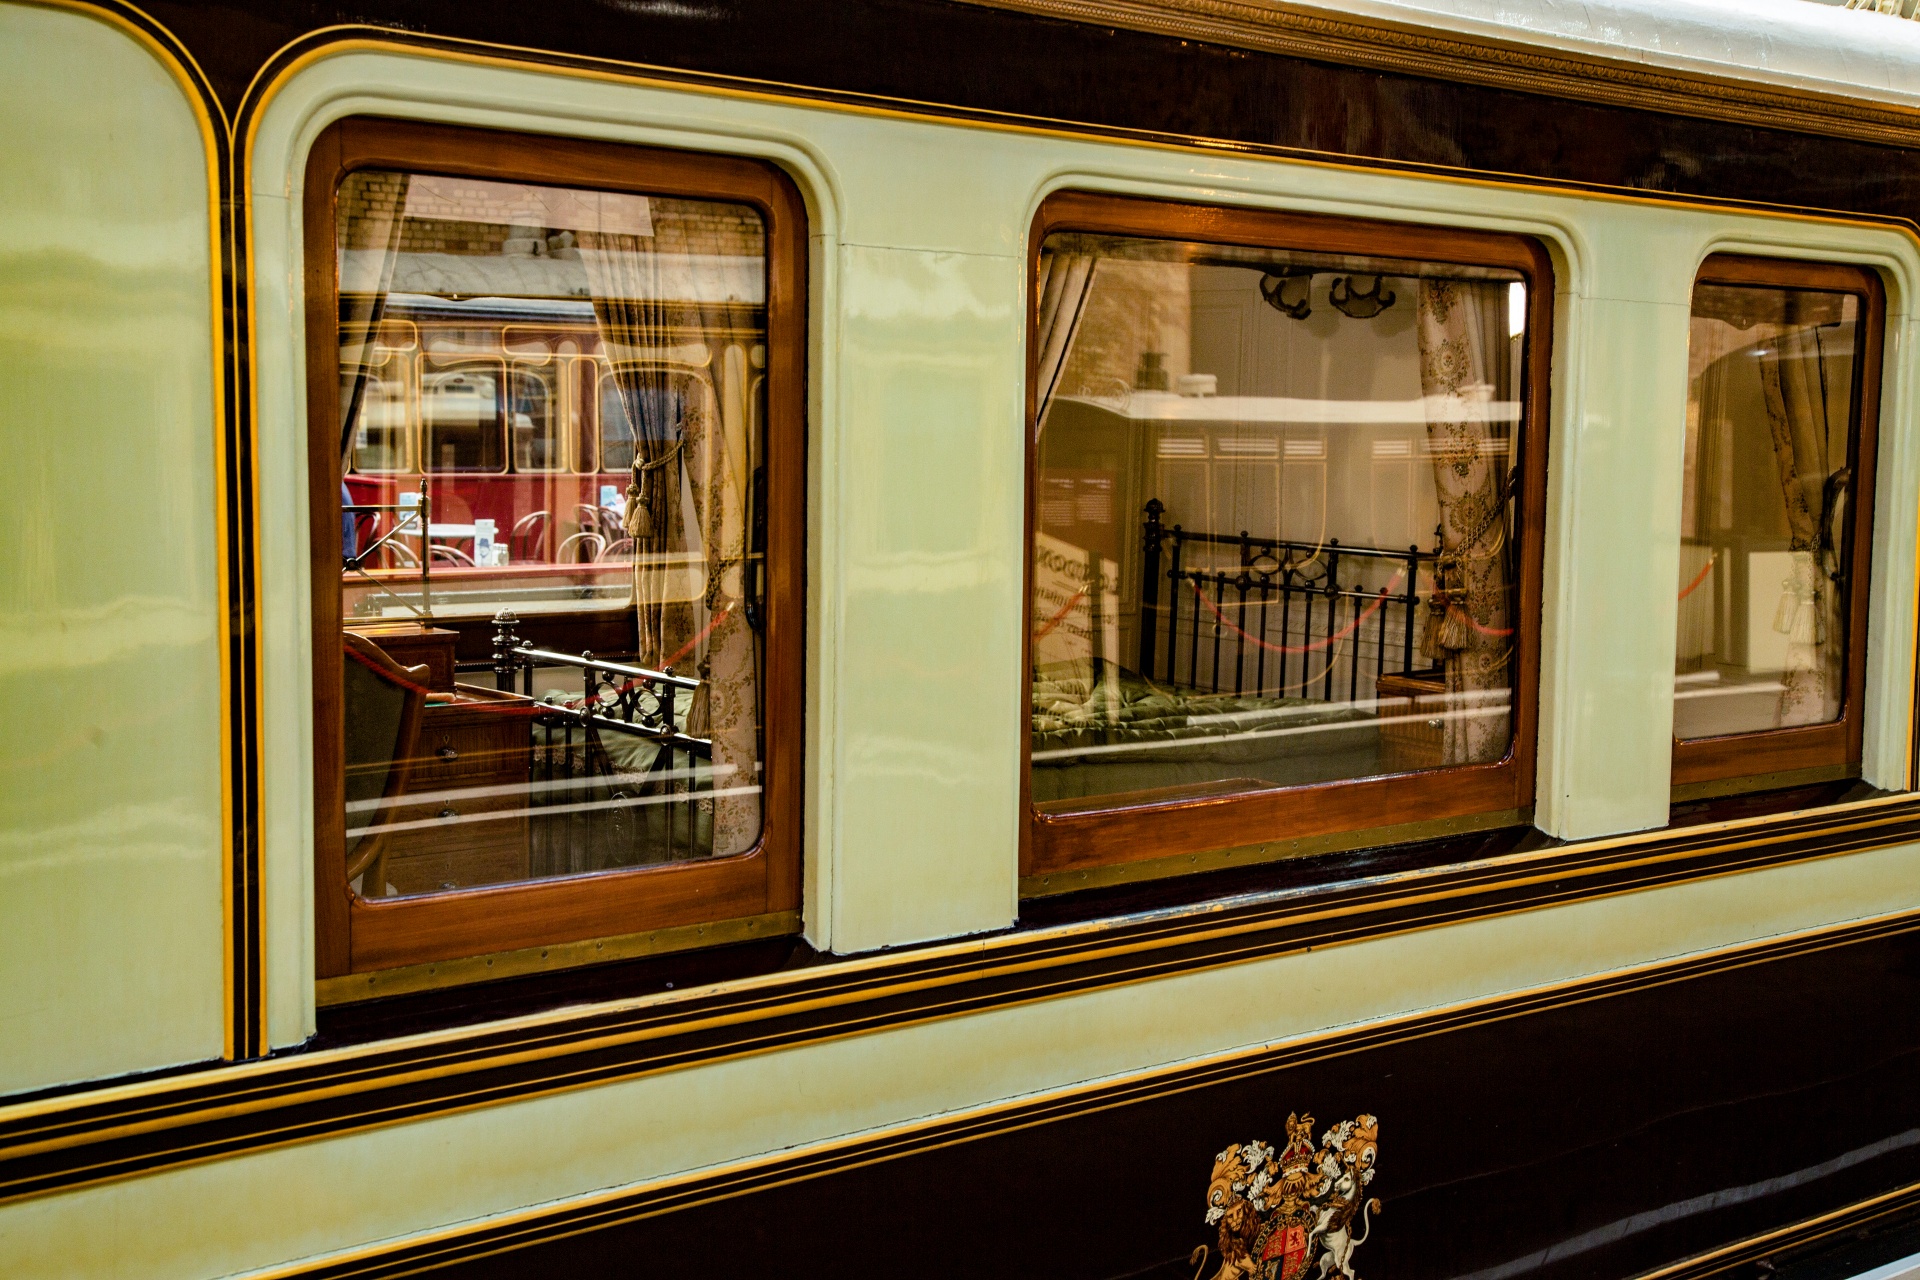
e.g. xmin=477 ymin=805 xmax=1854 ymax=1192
xmin=148 ymin=0 xmax=1920 ymax=221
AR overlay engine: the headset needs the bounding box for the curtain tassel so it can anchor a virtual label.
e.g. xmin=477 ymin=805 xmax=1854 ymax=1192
xmin=1422 ymin=559 xmax=1472 ymax=661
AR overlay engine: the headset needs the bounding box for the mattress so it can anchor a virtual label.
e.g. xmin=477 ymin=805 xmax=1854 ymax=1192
xmin=1030 ymin=664 xmax=1382 ymax=803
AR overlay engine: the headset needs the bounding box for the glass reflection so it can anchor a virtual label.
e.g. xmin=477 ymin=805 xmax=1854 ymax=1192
xmin=335 ymin=171 xmax=768 ymax=898
xmin=1675 ymin=283 xmax=1863 ymax=740
xmin=1031 ymin=234 xmax=1529 ymax=814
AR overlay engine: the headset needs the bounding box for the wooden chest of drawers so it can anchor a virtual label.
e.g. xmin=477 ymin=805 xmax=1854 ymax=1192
xmin=380 ymin=685 xmax=535 ymax=897
xmin=1375 ymin=670 xmax=1449 ymax=774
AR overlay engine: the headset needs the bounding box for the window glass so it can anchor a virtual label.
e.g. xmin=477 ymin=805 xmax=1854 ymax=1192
xmin=600 ymin=370 xmax=637 ymax=472
xmin=1676 ymin=283 xmax=1863 ymax=741
xmin=1032 ymin=234 xmax=1528 ymax=816
xmin=335 ymin=170 xmax=768 ymax=898
xmin=421 ymin=356 xmax=506 ymax=473
xmin=508 ymin=365 xmax=562 ymax=472
xmin=345 ymin=347 xmax=412 ymax=473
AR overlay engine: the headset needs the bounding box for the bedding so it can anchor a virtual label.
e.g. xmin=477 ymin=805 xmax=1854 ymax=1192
xmin=1031 ymin=663 xmax=1383 ymax=803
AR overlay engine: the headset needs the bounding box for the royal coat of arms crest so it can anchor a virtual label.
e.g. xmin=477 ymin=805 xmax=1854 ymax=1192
xmin=1193 ymin=1113 xmax=1381 ymax=1280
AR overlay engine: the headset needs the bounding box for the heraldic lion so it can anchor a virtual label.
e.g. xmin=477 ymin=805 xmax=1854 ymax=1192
xmin=1191 ymin=1114 xmax=1381 ymax=1280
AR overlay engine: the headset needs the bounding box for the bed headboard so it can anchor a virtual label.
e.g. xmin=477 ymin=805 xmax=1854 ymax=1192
xmin=1140 ymin=499 xmax=1442 ymax=704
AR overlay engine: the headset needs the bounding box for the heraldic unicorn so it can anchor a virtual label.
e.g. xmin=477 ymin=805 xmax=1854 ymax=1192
xmin=1194 ymin=1113 xmax=1381 ymax=1280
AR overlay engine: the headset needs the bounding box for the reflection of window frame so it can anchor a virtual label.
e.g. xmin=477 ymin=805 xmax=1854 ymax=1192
xmin=343 ymin=349 xmax=414 ymax=474
xmin=570 ymin=354 xmax=603 ymax=474
xmin=506 ymin=362 xmax=565 ymax=474
xmin=1022 ymin=192 xmax=1554 ymax=886
xmin=1672 ymin=255 xmax=1883 ymax=796
xmin=418 ymin=354 xmax=509 ymax=473
xmin=305 ymin=117 xmax=806 ymax=982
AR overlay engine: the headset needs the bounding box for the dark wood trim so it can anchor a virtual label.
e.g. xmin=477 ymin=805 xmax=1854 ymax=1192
xmin=1022 ymin=191 xmax=1553 ymax=879
xmin=305 ymin=117 xmax=806 ymax=978
xmin=956 ymin=0 xmax=1920 ymax=153
xmin=1671 ymin=255 xmax=1884 ymax=791
xmin=8 ymin=787 xmax=1920 ymax=1208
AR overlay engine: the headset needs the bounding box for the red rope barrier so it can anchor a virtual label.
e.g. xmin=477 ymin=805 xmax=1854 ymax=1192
xmin=659 ymin=603 xmax=734 ymax=673
xmin=1032 ymin=588 xmax=1088 ymax=641
xmin=1677 ymin=554 xmax=1715 ymax=601
xmin=1188 ymin=572 xmax=1403 ymax=656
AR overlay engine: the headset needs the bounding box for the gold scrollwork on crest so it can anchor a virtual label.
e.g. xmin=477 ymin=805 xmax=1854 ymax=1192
xmin=1194 ymin=1113 xmax=1381 ymax=1280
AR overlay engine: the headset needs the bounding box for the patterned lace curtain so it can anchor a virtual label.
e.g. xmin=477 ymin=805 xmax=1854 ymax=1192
xmin=336 ymin=174 xmax=410 ymax=460
xmin=1415 ymin=278 xmax=1514 ymax=767
xmin=1755 ymin=310 xmax=1848 ymax=726
xmin=581 ymin=215 xmax=764 ymax=856
xmin=1034 ymin=252 xmax=1097 ymax=430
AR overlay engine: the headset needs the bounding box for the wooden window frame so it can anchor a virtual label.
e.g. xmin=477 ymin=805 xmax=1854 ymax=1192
xmin=1022 ymin=191 xmax=1554 ymax=881
xmin=1671 ymin=254 xmax=1884 ymax=792
xmin=306 ymin=117 xmax=805 ymax=978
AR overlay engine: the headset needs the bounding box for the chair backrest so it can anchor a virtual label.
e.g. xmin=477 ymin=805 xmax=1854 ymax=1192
xmin=342 ymin=632 xmax=429 ymax=885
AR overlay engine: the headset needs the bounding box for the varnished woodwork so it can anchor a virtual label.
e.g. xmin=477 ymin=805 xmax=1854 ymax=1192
xmin=1669 ymin=255 xmax=1883 ymax=792
xmin=307 ymin=118 xmax=806 ymax=979
xmin=349 ymin=624 xmax=458 ymax=691
xmin=372 ymin=687 xmax=536 ymax=903
xmin=1022 ymin=192 xmax=1553 ymax=880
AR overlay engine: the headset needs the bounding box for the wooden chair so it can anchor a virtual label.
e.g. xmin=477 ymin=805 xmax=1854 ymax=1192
xmin=342 ymin=632 xmax=430 ymax=897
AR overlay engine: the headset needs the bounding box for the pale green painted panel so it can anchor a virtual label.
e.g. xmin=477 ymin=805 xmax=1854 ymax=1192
xmin=1537 ymin=293 xmax=1692 ymax=838
xmin=0 ymin=4 xmax=223 ymax=1092
xmin=831 ymin=244 xmax=1023 ymax=947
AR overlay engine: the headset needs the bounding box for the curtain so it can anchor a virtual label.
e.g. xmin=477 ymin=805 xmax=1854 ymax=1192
xmin=1415 ymin=278 xmax=1513 ymax=766
xmin=1034 ymin=252 xmax=1097 ymax=431
xmin=336 ymin=173 xmax=410 ymax=462
xmin=581 ymin=220 xmax=763 ymax=857
xmin=1756 ymin=309 xmax=1847 ymax=726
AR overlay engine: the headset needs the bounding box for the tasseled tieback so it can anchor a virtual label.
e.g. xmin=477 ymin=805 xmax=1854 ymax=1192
xmin=624 ymin=438 xmax=685 ymax=540
xmin=1421 ymin=557 xmax=1473 ymax=661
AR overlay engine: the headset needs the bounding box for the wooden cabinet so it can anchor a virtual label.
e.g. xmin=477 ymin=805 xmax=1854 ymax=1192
xmin=378 ymin=685 xmax=535 ymax=897
xmin=346 ymin=624 xmax=460 ymax=691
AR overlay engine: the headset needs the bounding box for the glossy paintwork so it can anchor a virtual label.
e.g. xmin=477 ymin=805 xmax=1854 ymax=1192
xmin=0 ymin=4 xmax=223 ymax=1094
xmin=3 ymin=4 xmax=1920 ymax=1274
xmin=832 ymin=243 xmax=1024 ymax=944
xmin=248 ymin=52 xmax=1920 ymax=1025
xmin=6 ymin=831 xmax=1919 ymax=1278
xmin=1537 ymin=290 xmax=1692 ymax=837
xmin=374 ymin=921 xmax=1920 ymax=1280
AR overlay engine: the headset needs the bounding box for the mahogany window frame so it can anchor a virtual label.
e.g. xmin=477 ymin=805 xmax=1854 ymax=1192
xmin=1670 ymin=254 xmax=1884 ymax=794
xmin=1021 ymin=191 xmax=1554 ymax=883
xmin=305 ymin=117 xmax=806 ymax=980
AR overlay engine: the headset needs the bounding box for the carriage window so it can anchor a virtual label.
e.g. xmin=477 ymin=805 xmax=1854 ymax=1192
xmin=1673 ymin=257 xmax=1880 ymax=792
xmin=311 ymin=120 xmax=803 ymax=992
xmin=1025 ymin=195 xmax=1548 ymax=886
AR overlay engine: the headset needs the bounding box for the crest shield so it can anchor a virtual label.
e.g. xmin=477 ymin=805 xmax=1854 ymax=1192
xmin=1199 ymin=1113 xmax=1381 ymax=1280
xmin=1261 ymin=1222 xmax=1311 ymax=1280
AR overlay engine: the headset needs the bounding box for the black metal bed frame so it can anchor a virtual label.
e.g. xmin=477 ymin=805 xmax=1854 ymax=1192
xmin=1139 ymin=499 xmax=1440 ymax=703
xmin=487 ymin=610 xmax=717 ymax=872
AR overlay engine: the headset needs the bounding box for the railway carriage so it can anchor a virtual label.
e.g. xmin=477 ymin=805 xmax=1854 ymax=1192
xmin=5 ymin=0 xmax=1920 ymax=1277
